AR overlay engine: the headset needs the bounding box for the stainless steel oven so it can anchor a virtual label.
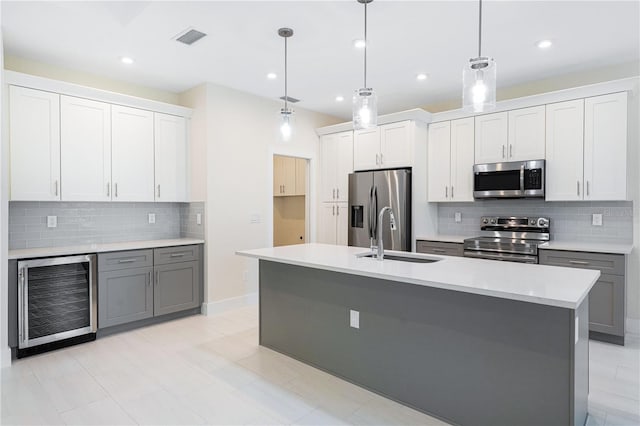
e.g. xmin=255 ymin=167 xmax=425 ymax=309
xmin=18 ymin=255 xmax=97 ymax=351
xmin=473 ymin=159 xmax=545 ymax=199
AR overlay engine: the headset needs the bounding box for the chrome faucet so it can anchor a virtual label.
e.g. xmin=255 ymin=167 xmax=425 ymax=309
xmin=376 ymin=206 xmax=396 ymax=260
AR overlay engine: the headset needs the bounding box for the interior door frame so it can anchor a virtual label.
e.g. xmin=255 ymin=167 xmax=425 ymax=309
xmin=268 ymin=147 xmax=315 ymax=247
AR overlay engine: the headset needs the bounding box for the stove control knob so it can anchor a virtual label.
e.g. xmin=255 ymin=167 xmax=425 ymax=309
xmin=530 ymin=219 xmax=536 ymax=225
xmin=537 ymin=218 xmax=549 ymax=227
xmin=490 ymin=218 xmax=497 ymax=225
xmin=482 ymin=218 xmax=489 ymax=224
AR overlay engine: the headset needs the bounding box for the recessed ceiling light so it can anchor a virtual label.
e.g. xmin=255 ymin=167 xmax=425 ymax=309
xmin=120 ymin=56 xmax=134 ymax=65
xmin=537 ymin=39 xmax=553 ymax=49
xmin=267 ymin=72 xmax=277 ymax=79
xmin=335 ymin=95 xmax=344 ymax=102
xmin=353 ymin=39 xmax=366 ymax=49
xmin=416 ymin=73 xmax=428 ymax=81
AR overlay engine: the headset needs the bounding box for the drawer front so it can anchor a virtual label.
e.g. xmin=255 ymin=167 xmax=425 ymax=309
xmin=416 ymin=241 xmax=463 ymax=257
xmin=98 ymin=249 xmax=153 ymax=272
xmin=589 ymin=274 xmax=625 ymax=337
xmin=538 ymin=250 xmax=625 ymax=275
xmin=154 ymin=245 xmax=200 ymax=265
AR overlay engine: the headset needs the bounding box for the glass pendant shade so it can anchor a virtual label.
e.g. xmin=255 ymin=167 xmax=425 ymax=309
xmin=353 ymin=88 xmax=377 ymax=130
xmin=462 ymin=57 xmax=496 ymax=113
xmin=279 ymin=108 xmax=293 ymax=142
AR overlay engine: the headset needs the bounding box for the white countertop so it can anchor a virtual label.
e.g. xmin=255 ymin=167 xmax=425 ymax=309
xmin=416 ymin=235 xmax=468 ymax=244
xmin=539 ymin=241 xmax=633 ymax=255
xmin=237 ymin=243 xmax=599 ymax=309
xmin=8 ymin=238 xmax=205 ymax=260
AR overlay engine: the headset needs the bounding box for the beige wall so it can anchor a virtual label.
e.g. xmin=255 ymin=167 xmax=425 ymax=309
xmin=423 ymin=61 xmax=640 ymax=113
xmin=179 ymin=82 xmax=341 ymax=305
xmin=273 ymin=196 xmax=306 ymax=247
xmin=4 ymin=55 xmax=179 ymax=104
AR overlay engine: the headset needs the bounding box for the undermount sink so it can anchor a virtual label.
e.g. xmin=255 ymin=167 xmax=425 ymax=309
xmin=357 ymin=252 xmax=440 ymax=264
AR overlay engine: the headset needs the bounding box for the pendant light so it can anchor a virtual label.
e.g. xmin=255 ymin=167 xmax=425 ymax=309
xmin=353 ymin=0 xmax=377 ymax=130
xmin=278 ymin=27 xmax=294 ymax=142
xmin=462 ymin=0 xmax=496 ymax=113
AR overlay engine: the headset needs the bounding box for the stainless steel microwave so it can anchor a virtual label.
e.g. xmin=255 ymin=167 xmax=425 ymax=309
xmin=473 ymin=160 xmax=545 ymax=199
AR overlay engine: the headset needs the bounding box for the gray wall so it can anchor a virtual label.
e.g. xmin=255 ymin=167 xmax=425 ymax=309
xmin=9 ymin=201 xmax=205 ymax=249
xmin=437 ymin=200 xmax=633 ymax=244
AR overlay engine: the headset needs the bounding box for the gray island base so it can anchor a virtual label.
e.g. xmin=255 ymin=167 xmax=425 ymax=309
xmin=259 ymin=260 xmax=589 ymax=426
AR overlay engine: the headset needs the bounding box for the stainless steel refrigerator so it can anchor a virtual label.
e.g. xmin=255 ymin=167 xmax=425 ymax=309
xmin=348 ymin=169 xmax=411 ymax=251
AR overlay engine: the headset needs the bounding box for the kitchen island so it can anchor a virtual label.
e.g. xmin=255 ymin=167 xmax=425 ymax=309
xmin=237 ymin=244 xmax=600 ymax=426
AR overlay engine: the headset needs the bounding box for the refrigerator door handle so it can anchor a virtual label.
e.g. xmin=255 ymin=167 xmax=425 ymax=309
xmin=368 ymin=186 xmax=374 ymax=238
xmin=373 ymin=186 xmax=378 ymax=238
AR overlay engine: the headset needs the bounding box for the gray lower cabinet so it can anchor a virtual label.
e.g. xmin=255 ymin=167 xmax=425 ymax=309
xmin=98 ymin=267 xmax=153 ymax=328
xmin=98 ymin=245 xmax=202 ymax=330
xmin=416 ymin=240 xmax=463 ymax=257
xmin=539 ymin=249 xmax=626 ymax=344
xmin=154 ymin=261 xmax=199 ymax=316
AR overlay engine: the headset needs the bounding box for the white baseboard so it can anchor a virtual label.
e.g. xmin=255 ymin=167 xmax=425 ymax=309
xmin=626 ymin=317 xmax=640 ymax=336
xmin=1 ymin=347 xmax=12 ymax=368
xmin=201 ymin=292 xmax=258 ymax=316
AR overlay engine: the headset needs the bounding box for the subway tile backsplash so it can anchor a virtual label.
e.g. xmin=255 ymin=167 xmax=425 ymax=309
xmin=437 ymin=200 xmax=633 ymax=244
xmin=9 ymin=201 xmax=206 ymax=250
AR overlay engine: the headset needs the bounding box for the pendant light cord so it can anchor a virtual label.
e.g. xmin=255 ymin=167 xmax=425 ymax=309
xmin=284 ymin=35 xmax=288 ymax=111
xmin=478 ymin=0 xmax=482 ymax=58
xmin=364 ymin=1 xmax=368 ymax=88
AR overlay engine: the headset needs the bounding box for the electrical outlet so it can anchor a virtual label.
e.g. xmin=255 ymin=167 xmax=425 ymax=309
xmin=47 ymin=215 xmax=57 ymax=228
xmin=454 ymin=212 xmax=462 ymax=223
xmin=196 ymin=213 xmax=202 ymax=225
xmin=250 ymin=214 xmax=261 ymax=224
xmin=592 ymin=214 xmax=603 ymax=226
xmin=350 ymin=310 xmax=360 ymax=329
xmin=148 ymin=213 xmax=156 ymax=224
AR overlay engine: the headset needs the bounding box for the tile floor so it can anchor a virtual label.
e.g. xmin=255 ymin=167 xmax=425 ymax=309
xmin=1 ymin=306 xmax=639 ymax=425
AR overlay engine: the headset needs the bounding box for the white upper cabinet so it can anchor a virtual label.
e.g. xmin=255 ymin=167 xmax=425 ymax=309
xmin=154 ymin=113 xmax=187 ymax=202
xmin=584 ymin=92 xmax=628 ymax=201
xmin=427 ymin=121 xmax=451 ymax=202
xmin=507 ymin=105 xmax=546 ymax=161
xmin=475 ymin=107 xmax=545 ymax=163
xmin=353 ymin=121 xmax=413 ymax=171
xmin=9 ymin=86 xmax=61 ymax=201
xmin=428 ymin=118 xmax=474 ymax=202
xmin=111 ymin=105 xmax=155 ymax=202
xmin=60 ymin=96 xmax=112 ymax=201
xmin=353 ymin=127 xmax=380 ymax=171
xmin=450 ymin=117 xmax=475 ymax=202
xmin=474 ymin=112 xmax=508 ymax=164
xmin=321 ymin=131 xmax=353 ymax=202
xmin=545 ymin=99 xmax=585 ymax=201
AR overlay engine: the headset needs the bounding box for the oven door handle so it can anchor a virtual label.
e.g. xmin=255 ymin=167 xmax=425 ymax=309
xmin=520 ymin=164 xmax=525 ymax=193
xmin=463 ymin=250 xmax=538 ymax=264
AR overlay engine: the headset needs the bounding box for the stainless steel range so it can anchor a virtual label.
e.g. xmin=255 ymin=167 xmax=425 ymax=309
xmin=463 ymin=216 xmax=550 ymax=264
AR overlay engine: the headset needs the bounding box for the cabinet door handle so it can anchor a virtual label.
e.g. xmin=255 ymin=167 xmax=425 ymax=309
xmin=336 ymin=188 xmax=339 ymax=199
xmin=502 ymin=145 xmax=505 ymax=158
xmin=332 ymin=188 xmax=335 ymax=199
xmin=586 ymin=181 xmax=590 ymax=197
xmin=117 ymin=258 xmax=137 ymax=264
xmin=379 ymin=153 xmax=383 ymax=164
xmin=170 ymin=253 xmax=185 ymax=258
xmin=509 ymin=144 xmax=513 ymax=158
xmin=106 ymin=182 xmax=110 ymax=197
xmin=54 ymin=180 xmax=59 ymax=196
xmin=115 ymin=183 xmax=118 ymax=198
xmin=577 ymin=181 xmax=580 ymax=196
xmin=155 ymin=271 xmax=159 ymax=286
xmin=451 ymin=186 xmax=454 ymax=199
xmin=148 ymin=271 xmax=151 ymax=287
xmin=432 ymin=249 xmax=447 ymax=254
xmin=569 ymin=260 xmax=590 ymax=266
xmin=332 ymin=205 xmax=335 ymax=216
xmin=336 ymin=206 xmax=339 ymax=216
xmin=445 ymin=186 xmax=448 ymax=198
xmin=157 ymin=184 xmax=161 ymax=198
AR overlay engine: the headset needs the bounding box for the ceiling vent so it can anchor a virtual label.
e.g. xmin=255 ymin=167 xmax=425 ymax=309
xmin=175 ymin=29 xmax=207 ymax=46
xmin=279 ymin=96 xmax=300 ymax=103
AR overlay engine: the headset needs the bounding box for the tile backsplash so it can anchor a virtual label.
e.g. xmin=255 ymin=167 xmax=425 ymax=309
xmin=437 ymin=200 xmax=633 ymax=244
xmin=181 ymin=202 xmax=205 ymax=239
xmin=9 ymin=201 xmax=206 ymax=250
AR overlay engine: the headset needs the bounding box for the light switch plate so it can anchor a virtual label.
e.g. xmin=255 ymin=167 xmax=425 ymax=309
xmin=592 ymin=214 xmax=603 ymax=226
xmin=47 ymin=215 xmax=57 ymax=228
xmin=350 ymin=310 xmax=360 ymax=329
xmin=454 ymin=212 xmax=462 ymax=223
xmin=250 ymin=214 xmax=261 ymax=224
xmin=196 ymin=213 xmax=202 ymax=225
xmin=148 ymin=213 xmax=156 ymax=224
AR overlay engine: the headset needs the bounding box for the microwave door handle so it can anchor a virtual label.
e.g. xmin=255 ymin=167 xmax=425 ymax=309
xmin=520 ymin=165 xmax=525 ymax=193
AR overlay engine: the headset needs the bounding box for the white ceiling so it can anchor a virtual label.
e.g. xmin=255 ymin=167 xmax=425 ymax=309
xmin=2 ymin=1 xmax=639 ymax=119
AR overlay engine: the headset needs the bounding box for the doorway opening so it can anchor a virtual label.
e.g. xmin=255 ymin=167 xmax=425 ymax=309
xmin=273 ymin=155 xmax=308 ymax=247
